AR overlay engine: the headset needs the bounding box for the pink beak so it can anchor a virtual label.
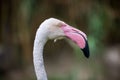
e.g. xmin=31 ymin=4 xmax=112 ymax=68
xmin=61 ymin=25 xmax=89 ymax=58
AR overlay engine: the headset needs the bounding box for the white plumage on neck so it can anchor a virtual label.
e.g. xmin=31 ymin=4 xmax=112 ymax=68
xmin=33 ymin=18 xmax=64 ymax=80
xmin=33 ymin=26 xmax=48 ymax=80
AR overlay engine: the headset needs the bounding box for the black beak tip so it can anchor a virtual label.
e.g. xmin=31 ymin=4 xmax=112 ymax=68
xmin=82 ymin=49 xmax=89 ymax=58
xmin=81 ymin=40 xmax=90 ymax=58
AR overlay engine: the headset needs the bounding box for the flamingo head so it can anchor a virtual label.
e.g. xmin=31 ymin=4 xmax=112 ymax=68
xmin=39 ymin=18 xmax=89 ymax=58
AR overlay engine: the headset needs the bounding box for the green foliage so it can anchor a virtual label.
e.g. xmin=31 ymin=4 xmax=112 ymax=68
xmin=48 ymin=71 xmax=78 ymax=80
xmin=87 ymin=4 xmax=107 ymax=56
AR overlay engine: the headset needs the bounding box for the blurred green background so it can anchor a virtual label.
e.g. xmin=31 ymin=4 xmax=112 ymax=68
xmin=0 ymin=0 xmax=120 ymax=80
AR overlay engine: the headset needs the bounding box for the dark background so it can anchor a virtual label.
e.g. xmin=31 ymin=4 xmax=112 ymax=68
xmin=0 ymin=0 xmax=120 ymax=80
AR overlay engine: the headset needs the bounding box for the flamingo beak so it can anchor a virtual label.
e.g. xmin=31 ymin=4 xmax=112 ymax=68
xmin=61 ymin=25 xmax=89 ymax=58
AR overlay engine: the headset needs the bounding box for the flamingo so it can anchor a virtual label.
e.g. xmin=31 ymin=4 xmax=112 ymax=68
xmin=33 ymin=18 xmax=89 ymax=80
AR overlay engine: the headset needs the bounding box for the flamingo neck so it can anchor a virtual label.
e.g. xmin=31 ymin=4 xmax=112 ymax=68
xmin=33 ymin=29 xmax=48 ymax=80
